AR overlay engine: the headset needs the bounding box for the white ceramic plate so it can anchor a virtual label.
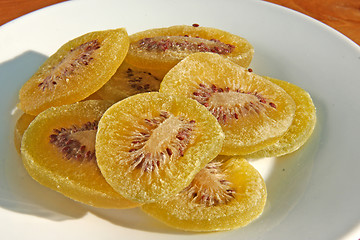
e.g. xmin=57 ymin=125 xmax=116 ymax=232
xmin=0 ymin=0 xmax=359 ymax=239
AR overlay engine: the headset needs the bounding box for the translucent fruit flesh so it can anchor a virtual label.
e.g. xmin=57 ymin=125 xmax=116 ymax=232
xmin=126 ymin=25 xmax=254 ymax=77
xmin=95 ymin=92 xmax=225 ymax=203
xmin=14 ymin=113 xmax=36 ymax=154
xmin=141 ymin=156 xmax=267 ymax=232
xmin=19 ymin=28 xmax=129 ymax=115
xmin=95 ymin=60 xmax=163 ymax=102
xmin=160 ymin=52 xmax=296 ymax=155
xmin=247 ymin=77 xmax=317 ymax=158
xmin=21 ymin=100 xmax=139 ymax=208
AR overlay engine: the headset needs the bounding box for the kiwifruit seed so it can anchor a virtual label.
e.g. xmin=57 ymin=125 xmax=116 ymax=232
xmin=38 ymin=40 xmax=101 ymax=91
xmin=125 ymin=68 xmax=161 ymax=93
xmin=49 ymin=120 xmax=98 ymax=161
xmin=180 ymin=161 xmax=235 ymax=207
xmin=192 ymin=83 xmax=277 ymax=124
xmin=133 ymin=36 xmax=235 ymax=55
xmin=127 ymin=111 xmax=196 ymax=176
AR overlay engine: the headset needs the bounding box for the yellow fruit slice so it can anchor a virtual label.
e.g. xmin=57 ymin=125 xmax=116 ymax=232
xmin=126 ymin=25 xmax=254 ymax=77
xmin=141 ymin=156 xmax=267 ymax=232
xmin=160 ymin=52 xmax=296 ymax=155
xmin=95 ymin=60 xmax=163 ymax=102
xmin=96 ymin=92 xmax=225 ymax=203
xmin=19 ymin=28 xmax=129 ymax=115
xmin=247 ymin=77 xmax=316 ymax=158
xmin=21 ymin=100 xmax=139 ymax=208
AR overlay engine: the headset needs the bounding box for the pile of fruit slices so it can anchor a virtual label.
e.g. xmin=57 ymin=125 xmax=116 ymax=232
xmin=15 ymin=25 xmax=316 ymax=232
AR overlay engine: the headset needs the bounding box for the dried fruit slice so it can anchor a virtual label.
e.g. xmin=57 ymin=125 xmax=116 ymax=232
xmin=14 ymin=113 xmax=36 ymax=154
xmin=141 ymin=156 xmax=267 ymax=232
xmin=247 ymin=77 xmax=316 ymax=158
xmin=95 ymin=60 xmax=163 ymax=102
xmin=83 ymin=91 xmax=103 ymax=101
xmin=21 ymin=100 xmax=139 ymax=208
xmin=126 ymin=25 xmax=254 ymax=77
xmin=19 ymin=28 xmax=129 ymax=115
xmin=96 ymin=92 xmax=225 ymax=203
xmin=160 ymin=52 xmax=296 ymax=155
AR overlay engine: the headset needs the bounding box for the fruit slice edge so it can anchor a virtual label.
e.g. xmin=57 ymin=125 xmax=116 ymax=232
xmin=14 ymin=113 xmax=36 ymax=154
xmin=247 ymin=77 xmax=317 ymax=158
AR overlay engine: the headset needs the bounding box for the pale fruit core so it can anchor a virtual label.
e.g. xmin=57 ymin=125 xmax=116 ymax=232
xmin=49 ymin=121 xmax=98 ymax=161
xmin=133 ymin=36 xmax=235 ymax=55
xmin=209 ymin=91 xmax=259 ymax=109
xmin=71 ymin=130 xmax=96 ymax=153
xmin=180 ymin=161 xmax=235 ymax=207
xmin=193 ymin=83 xmax=276 ymax=124
xmin=128 ymin=111 xmax=196 ymax=175
xmin=38 ymin=40 xmax=101 ymax=91
xmin=145 ymin=115 xmax=184 ymax=151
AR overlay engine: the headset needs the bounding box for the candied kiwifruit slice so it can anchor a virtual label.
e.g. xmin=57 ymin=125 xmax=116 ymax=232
xmin=160 ymin=53 xmax=296 ymax=155
xmin=96 ymin=92 xmax=225 ymax=203
xmin=126 ymin=25 xmax=254 ymax=77
xmin=141 ymin=156 xmax=267 ymax=232
xmin=247 ymin=77 xmax=316 ymax=158
xmin=83 ymin=91 xmax=103 ymax=101
xmin=21 ymin=100 xmax=139 ymax=208
xmin=14 ymin=113 xmax=36 ymax=154
xmin=19 ymin=28 xmax=129 ymax=115
xmin=95 ymin=60 xmax=163 ymax=102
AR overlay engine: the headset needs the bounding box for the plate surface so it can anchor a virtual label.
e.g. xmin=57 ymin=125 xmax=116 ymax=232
xmin=0 ymin=0 xmax=359 ymax=239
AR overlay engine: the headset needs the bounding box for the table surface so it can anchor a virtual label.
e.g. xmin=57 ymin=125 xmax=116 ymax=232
xmin=0 ymin=0 xmax=359 ymax=46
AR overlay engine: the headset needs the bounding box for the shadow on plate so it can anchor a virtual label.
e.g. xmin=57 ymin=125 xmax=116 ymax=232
xmin=87 ymin=207 xmax=192 ymax=235
xmin=0 ymin=51 xmax=87 ymax=221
